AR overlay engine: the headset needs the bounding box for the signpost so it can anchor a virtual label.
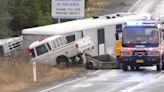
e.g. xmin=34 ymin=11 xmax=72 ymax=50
xmin=52 ymin=0 xmax=85 ymax=22
xmin=33 ymin=62 xmax=37 ymax=83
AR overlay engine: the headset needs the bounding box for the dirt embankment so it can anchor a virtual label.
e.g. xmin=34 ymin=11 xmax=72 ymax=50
xmin=85 ymin=0 xmax=109 ymax=17
xmin=86 ymin=0 xmax=138 ymax=16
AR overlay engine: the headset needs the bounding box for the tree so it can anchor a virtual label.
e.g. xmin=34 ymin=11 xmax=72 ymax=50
xmin=0 ymin=0 xmax=13 ymax=38
xmin=8 ymin=0 xmax=53 ymax=36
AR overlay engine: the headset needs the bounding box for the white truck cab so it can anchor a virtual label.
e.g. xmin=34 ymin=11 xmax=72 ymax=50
xmin=28 ymin=35 xmax=94 ymax=67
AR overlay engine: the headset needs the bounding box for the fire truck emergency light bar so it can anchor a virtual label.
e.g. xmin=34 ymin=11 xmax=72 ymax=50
xmin=126 ymin=21 xmax=156 ymax=27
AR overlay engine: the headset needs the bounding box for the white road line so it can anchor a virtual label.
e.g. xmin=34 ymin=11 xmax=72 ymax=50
xmin=91 ymin=70 xmax=102 ymax=75
xmin=39 ymin=77 xmax=86 ymax=92
xmin=72 ymin=83 xmax=93 ymax=88
xmin=128 ymin=0 xmax=143 ymax=12
xmin=88 ymin=70 xmax=120 ymax=82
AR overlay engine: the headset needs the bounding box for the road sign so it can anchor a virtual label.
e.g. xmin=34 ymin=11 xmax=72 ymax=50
xmin=52 ymin=0 xmax=85 ymax=19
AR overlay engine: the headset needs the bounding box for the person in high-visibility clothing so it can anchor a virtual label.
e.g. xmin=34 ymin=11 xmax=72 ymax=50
xmin=115 ymin=32 xmax=122 ymax=69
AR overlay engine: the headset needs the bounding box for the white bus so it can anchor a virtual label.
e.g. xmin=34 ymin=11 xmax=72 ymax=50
xmin=22 ymin=13 xmax=150 ymax=56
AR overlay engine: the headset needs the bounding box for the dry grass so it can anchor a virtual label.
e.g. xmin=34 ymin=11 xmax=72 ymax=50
xmin=86 ymin=0 xmax=109 ymax=17
xmin=107 ymin=0 xmax=129 ymax=9
xmin=85 ymin=0 xmax=130 ymax=17
xmin=0 ymin=57 xmax=85 ymax=92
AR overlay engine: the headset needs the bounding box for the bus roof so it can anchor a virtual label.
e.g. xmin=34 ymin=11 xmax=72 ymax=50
xmin=22 ymin=13 xmax=151 ymax=36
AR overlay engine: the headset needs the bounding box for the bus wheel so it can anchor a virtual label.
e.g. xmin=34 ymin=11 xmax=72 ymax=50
xmin=86 ymin=62 xmax=94 ymax=70
xmin=57 ymin=57 xmax=70 ymax=68
xmin=122 ymin=64 xmax=128 ymax=71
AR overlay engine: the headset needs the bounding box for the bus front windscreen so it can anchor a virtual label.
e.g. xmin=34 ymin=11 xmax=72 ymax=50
xmin=122 ymin=27 xmax=159 ymax=47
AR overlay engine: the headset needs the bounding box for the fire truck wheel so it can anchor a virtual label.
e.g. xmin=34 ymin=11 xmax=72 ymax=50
xmin=162 ymin=62 xmax=164 ymax=70
xmin=156 ymin=64 xmax=161 ymax=71
xmin=122 ymin=64 xmax=128 ymax=71
xmin=130 ymin=66 xmax=135 ymax=71
xmin=162 ymin=55 xmax=164 ymax=70
xmin=136 ymin=66 xmax=140 ymax=71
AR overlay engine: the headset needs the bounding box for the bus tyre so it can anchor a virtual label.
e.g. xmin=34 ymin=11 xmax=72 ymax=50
xmin=57 ymin=57 xmax=70 ymax=68
xmin=122 ymin=64 xmax=128 ymax=71
xmin=77 ymin=54 xmax=84 ymax=64
xmin=156 ymin=64 xmax=161 ymax=71
xmin=86 ymin=62 xmax=94 ymax=70
xmin=71 ymin=56 xmax=76 ymax=65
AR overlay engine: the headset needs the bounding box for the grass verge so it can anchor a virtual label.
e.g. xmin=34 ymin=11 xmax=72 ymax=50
xmin=0 ymin=57 xmax=85 ymax=92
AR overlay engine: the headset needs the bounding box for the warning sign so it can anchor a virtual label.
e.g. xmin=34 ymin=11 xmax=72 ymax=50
xmin=52 ymin=0 xmax=85 ymax=19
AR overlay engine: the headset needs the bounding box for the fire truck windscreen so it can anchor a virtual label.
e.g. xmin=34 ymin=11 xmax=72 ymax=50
xmin=122 ymin=26 xmax=159 ymax=47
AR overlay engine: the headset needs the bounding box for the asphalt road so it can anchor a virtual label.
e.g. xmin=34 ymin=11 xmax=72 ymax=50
xmin=28 ymin=67 xmax=164 ymax=92
xmin=152 ymin=0 xmax=164 ymax=17
xmin=27 ymin=0 xmax=164 ymax=92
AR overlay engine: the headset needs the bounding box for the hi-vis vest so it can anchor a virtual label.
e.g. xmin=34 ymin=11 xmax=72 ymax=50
xmin=115 ymin=40 xmax=122 ymax=57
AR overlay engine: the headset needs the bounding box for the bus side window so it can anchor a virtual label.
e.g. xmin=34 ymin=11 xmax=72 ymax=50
xmin=46 ymin=43 xmax=51 ymax=51
xmin=53 ymin=40 xmax=57 ymax=48
xmin=62 ymin=37 xmax=67 ymax=44
xmin=66 ymin=35 xmax=75 ymax=43
xmin=35 ymin=44 xmax=48 ymax=56
xmin=57 ymin=38 xmax=62 ymax=46
xmin=59 ymin=37 xmax=65 ymax=45
xmin=55 ymin=39 xmax=60 ymax=47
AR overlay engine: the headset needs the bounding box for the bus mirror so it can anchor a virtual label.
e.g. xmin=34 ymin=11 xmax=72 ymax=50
xmin=115 ymin=33 xmax=119 ymax=40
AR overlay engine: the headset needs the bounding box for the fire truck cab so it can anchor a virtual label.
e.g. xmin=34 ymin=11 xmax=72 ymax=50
xmin=121 ymin=20 xmax=164 ymax=71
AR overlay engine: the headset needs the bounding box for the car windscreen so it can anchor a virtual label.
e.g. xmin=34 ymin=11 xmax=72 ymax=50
xmin=0 ymin=46 xmax=4 ymax=56
xmin=122 ymin=26 xmax=159 ymax=47
xmin=35 ymin=44 xmax=48 ymax=56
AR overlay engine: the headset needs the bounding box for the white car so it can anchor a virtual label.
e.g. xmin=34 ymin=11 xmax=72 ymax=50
xmin=28 ymin=35 xmax=94 ymax=67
